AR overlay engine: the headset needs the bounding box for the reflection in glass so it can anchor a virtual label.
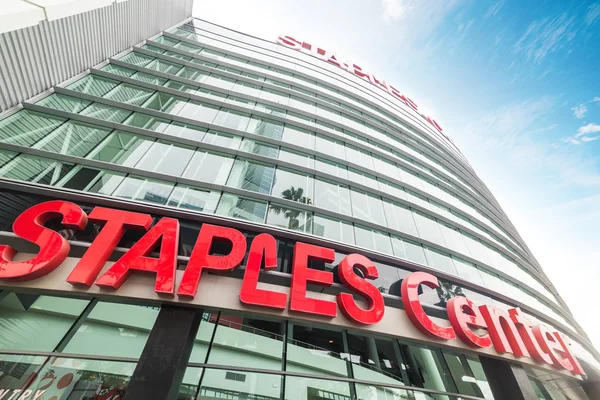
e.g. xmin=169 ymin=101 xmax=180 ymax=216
xmin=62 ymin=302 xmax=159 ymax=358
xmin=0 ymin=293 xmax=89 ymax=352
xmin=216 ymin=193 xmax=268 ymax=223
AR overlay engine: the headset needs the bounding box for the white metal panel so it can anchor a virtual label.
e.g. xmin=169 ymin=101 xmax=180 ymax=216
xmin=0 ymin=0 xmax=193 ymax=112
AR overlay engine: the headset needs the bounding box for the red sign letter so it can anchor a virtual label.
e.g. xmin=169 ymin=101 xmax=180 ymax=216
xmin=336 ymin=254 xmax=384 ymax=325
xmin=95 ymin=217 xmax=179 ymax=294
xmin=290 ymin=242 xmax=336 ymax=317
xmin=447 ymin=296 xmax=491 ymax=348
xmin=554 ymin=332 xmax=585 ymax=375
xmin=508 ymin=308 xmax=553 ymax=365
xmin=276 ymin=35 xmax=302 ymax=50
xmin=0 ymin=201 xmax=87 ymax=280
xmin=401 ymin=272 xmax=455 ymax=340
xmin=479 ymin=305 xmax=530 ymax=357
xmin=533 ymin=325 xmax=578 ymax=372
xmin=178 ymin=224 xmax=247 ymax=297
xmin=67 ymin=207 xmax=152 ymax=286
xmin=240 ymin=233 xmax=287 ymax=309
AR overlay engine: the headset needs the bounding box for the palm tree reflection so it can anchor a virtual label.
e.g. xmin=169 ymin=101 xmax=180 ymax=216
xmin=269 ymin=186 xmax=312 ymax=230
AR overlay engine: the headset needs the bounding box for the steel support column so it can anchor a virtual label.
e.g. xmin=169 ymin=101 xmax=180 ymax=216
xmin=124 ymin=304 xmax=203 ymax=400
xmin=480 ymin=356 xmax=538 ymax=400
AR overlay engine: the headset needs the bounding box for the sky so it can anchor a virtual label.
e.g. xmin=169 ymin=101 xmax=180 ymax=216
xmin=193 ymin=0 xmax=600 ymax=348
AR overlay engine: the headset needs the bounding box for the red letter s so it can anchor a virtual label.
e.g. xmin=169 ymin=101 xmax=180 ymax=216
xmin=337 ymin=254 xmax=384 ymax=325
xmin=276 ymin=35 xmax=302 ymax=50
xmin=0 ymin=201 xmax=87 ymax=280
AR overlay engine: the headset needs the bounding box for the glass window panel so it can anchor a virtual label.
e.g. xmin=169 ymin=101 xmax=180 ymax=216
xmin=246 ymin=116 xmax=284 ymax=140
xmin=113 ymin=176 xmax=174 ymax=205
xmin=258 ymin=87 xmax=289 ymax=105
xmin=0 ymin=293 xmax=89 ymax=352
xmin=163 ymin=121 xmax=206 ymax=140
xmin=202 ymin=130 xmax=242 ymax=149
xmin=200 ymin=369 xmax=283 ymax=400
xmin=413 ymin=211 xmax=445 ymax=245
xmin=33 ymin=120 xmax=112 ymax=158
xmin=254 ymin=102 xmax=286 ymax=118
xmin=398 ymin=343 xmax=453 ymax=393
xmin=281 ymin=125 xmax=315 ymax=150
xmin=119 ymin=51 xmax=154 ymax=67
xmin=424 ymin=247 xmax=458 ymax=275
xmin=347 ymin=333 xmax=405 ymax=384
xmin=226 ymin=158 xmax=275 ymax=194
xmin=178 ymin=100 xmax=220 ymax=123
xmin=131 ymin=70 xmax=170 ymax=85
xmin=383 ymin=201 xmax=418 ymax=236
xmin=313 ymin=179 xmax=351 ymax=215
xmin=139 ymin=43 xmax=165 ymax=54
xmin=79 ymin=102 xmax=132 ymax=122
xmin=173 ymin=40 xmax=202 ymax=54
xmin=212 ymin=108 xmax=251 ymax=131
xmin=441 ymin=352 xmax=485 ymax=398
xmin=0 ymin=154 xmax=72 ymax=185
xmin=165 ymin=80 xmax=198 ymax=93
xmin=135 ymin=141 xmax=194 ymax=176
xmin=315 ymin=157 xmax=348 ymax=179
xmin=392 ymin=236 xmax=427 ymax=265
xmin=13 ymin=356 xmax=137 ymax=398
xmin=267 ymin=203 xmax=312 ymax=232
xmin=345 ymin=144 xmax=374 ymax=169
xmin=123 ymin=112 xmax=170 ymax=132
xmin=216 ymin=193 xmax=267 ymax=223
xmin=88 ymin=131 xmax=153 ymax=167
xmin=62 ymin=302 xmax=159 ymax=358
xmin=315 ymin=135 xmax=346 ymax=160
xmin=86 ymin=171 xmax=126 ymax=195
xmin=36 ymin=93 xmax=92 ymax=113
xmin=167 ymin=185 xmax=220 ymax=213
xmin=350 ymin=189 xmax=387 ymax=226
xmin=287 ymin=324 xmax=348 ymax=377
xmin=183 ymin=151 xmax=234 ymax=185
xmin=204 ymin=74 xmax=236 ymax=91
xmin=453 ymin=257 xmax=485 ymax=286
xmin=348 ymin=168 xmax=379 ymax=188
xmin=439 ymin=223 xmax=470 ymax=256
xmin=240 ymin=138 xmax=279 ymax=158
xmin=232 ymin=81 xmax=261 ymax=97
xmin=61 ymin=166 xmax=102 ymax=190
xmin=207 ymin=315 xmax=283 ymax=369
xmin=101 ymin=63 xmax=136 ymax=77
xmin=354 ymin=225 xmax=393 ymax=255
xmin=142 ymin=92 xmax=187 ymax=114
xmin=271 ymin=168 xmax=313 ymax=204
xmin=176 ymin=65 xmax=206 ymax=81
xmin=313 ymin=214 xmax=354 ymax=244
xmin=68 ymin=74 xmax=119 ymax=97
xmin=145 ymin=57 xmax=183 ymax=74
xmin=0 ymin=110 xmax=65 ymax=147
xmin=104 ymin=83 xmax=155 ymax=106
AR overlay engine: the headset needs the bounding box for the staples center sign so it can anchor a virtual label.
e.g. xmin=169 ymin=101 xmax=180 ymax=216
xmin=0 ymin=201 xmax=585 ymax=376
xmin=276 ymin=35 xmax=449 ymax=141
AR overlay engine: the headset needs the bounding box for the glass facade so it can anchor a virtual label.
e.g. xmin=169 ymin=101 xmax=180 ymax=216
xmin=0 ymin=15 xmax=597 ymax=400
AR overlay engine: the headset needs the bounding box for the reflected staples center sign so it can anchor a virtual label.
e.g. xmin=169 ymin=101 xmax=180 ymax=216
xmin=0 ymin=201 xmax=585 ymax=376
xmin=275 ymin=35 xmax=455 ymax=149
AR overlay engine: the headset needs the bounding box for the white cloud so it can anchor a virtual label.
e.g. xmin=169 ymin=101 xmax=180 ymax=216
xmin=572 ymin=103 xmax=587 ymax=118
xmin=593 ymin=96 xmax=600 ymax=102
xmin=581 ymin=135 xmax=600 ymax=142
xmin=585 ymin=3 xmax=600 ymax=25
xmin=381 ymin=0 xmax=410 ymax=22
xmin=513 ymin=13 xmax=577 ymax=62
xmin=576 ymin=123 xmax=600 ymax=137
xmin=484 ymin=0 xmax=505 ymax=19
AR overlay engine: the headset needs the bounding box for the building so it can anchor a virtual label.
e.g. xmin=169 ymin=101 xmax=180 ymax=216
xmin=0 ymin=2 xmax=599 ymax=399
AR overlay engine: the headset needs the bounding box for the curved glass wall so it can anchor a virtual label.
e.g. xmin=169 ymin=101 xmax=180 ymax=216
xmin=0 ymin=16 xmax=596 ymax=376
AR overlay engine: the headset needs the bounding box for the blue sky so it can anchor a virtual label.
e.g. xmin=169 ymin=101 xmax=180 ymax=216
xmin=194 ymin=0 xmax=600 ymax=347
